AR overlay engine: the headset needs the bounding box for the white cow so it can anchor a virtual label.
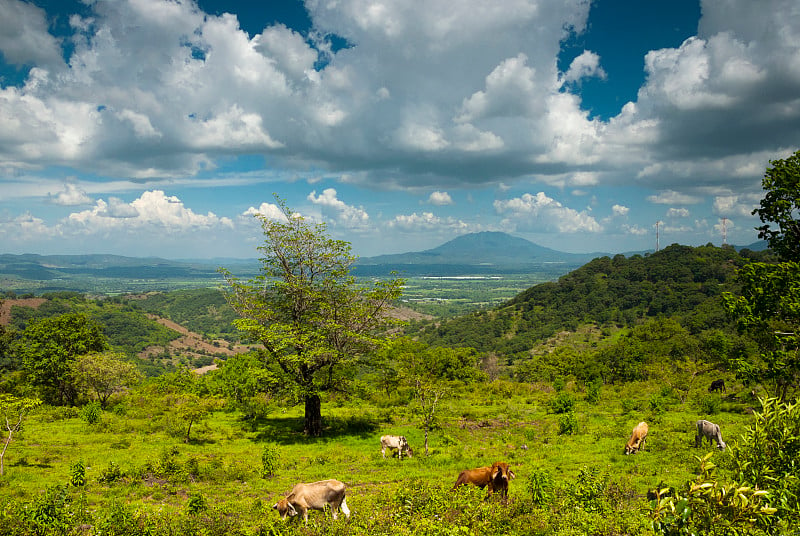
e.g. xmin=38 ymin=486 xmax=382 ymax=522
xmin=273 ymin=479 xmax=351 ymax=523
xmin=380 ymin=434 xmax=413 ymax=459
xmin=695 ymin=419 xmax=726 ymax=450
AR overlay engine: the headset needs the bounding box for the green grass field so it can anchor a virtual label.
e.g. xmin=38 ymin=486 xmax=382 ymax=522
xmin=0 ymin=375 xmax=758 ymax=535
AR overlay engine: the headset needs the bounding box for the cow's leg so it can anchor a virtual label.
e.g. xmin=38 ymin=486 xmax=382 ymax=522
xmin=340 ymin=497 xmax=351 ymax=518
xmin=381 ymin=446 xmax=386 ymax=458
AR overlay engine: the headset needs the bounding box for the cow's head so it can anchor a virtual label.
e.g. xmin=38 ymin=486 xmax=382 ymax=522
xmin=273 ymin=499 xmax=298 ymax=520
xmin=490 ymin=462 xmax=515 ymax=485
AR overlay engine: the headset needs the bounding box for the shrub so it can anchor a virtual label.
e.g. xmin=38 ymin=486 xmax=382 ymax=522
xmin=695 ymin=394 xmax=721 ymax=415
xmin=261 ymin=444 xmax=279 ymax=478
xmin=558 ymin=411 xmax=578 ymax=435
xmin=187 ymin=493 xmax=207 ymax=515
xmin=97 ymin=461 xmax=124 ymax=484
xmin=585 ymin=380 xmax=601 ymax=403
xmin=69 ymin=460 xmax=86 ymax=487
xmin=527 ymin=467 xmax=554 ymax=506
xmin=549 ymin=391 xmax=575 ymax=414
xmin=81 ymin=401 xmax=102 ymax=424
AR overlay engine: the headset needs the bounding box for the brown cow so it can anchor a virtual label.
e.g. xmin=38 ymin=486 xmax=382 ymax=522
xmin=273 ymin=479 xmax=350 ymax=523
xmin=452 ymin=461 xmax=516 ymax=500
xmin=624 ymin=421 xmax=648 ymax=455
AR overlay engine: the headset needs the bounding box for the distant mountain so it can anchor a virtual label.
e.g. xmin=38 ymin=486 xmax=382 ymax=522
xmin=354 ymin=232 xmax=607 ymax=275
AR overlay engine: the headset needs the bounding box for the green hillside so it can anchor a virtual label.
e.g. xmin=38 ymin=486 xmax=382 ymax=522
xmin=409 ymin=244 xmax=773 ymax=359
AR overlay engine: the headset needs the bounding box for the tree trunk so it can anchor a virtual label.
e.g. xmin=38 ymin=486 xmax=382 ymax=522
xmin=304 ymin=393 xmax=322 ymax=436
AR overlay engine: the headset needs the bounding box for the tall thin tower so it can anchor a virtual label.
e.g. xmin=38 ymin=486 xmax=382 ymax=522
xmin=655 ymin=221 xmax=661 ymax=251
xmin=721 ymin=217 xmax=728 ymax=245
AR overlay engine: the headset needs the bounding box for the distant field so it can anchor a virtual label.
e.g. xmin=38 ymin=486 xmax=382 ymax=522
xmin=2 ymin=269 xmax=574 ymax=317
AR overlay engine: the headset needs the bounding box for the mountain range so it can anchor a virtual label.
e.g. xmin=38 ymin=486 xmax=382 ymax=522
xmin=0 ymin=232 xmax=768 ymax=287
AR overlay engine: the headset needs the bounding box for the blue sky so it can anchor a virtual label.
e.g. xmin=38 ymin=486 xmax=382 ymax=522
xmin=1 ymin=0 xmax=798 ymax=259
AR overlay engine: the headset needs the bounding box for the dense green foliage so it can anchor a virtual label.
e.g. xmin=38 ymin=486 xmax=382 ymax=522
xmin=131 ymin=289 xmax=241 ymax=341
xmin=220 ymin=200 xmax=403 ymax=436
xmin=411 ymin=244 xmax=768 ymax=358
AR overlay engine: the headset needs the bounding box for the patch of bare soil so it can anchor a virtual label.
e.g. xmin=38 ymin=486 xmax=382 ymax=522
xmin=0 ymin=298 xmax=46 ymax=325
xmin=386 ymin=305 xmax=434 ymax=322
xmin=138 ymin=314 xmax=253 ymax=373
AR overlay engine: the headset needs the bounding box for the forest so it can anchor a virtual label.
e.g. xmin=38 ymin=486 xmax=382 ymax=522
xmin=0 ymin=153 xmax=799 ymax=535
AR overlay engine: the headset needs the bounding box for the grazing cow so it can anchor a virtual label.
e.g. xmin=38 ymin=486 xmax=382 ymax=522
xmin=708 ymin=379 xmax=726 ymax=393
xmin=695 ymin=419 xmax=726 ymax=450
xmin=452 ymin=461 xmax=516 ymax=500
xmin=380 ymin=435 xmax=413 ymax=459
xmin=624 ymin=421 xmax=649 ymax=455
xmin=273 ymin=479 xmax=351 ymax=523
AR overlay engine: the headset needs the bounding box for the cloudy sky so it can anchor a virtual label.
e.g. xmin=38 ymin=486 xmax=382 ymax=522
xmin=1 ymin=0 xmax=798 ymax=259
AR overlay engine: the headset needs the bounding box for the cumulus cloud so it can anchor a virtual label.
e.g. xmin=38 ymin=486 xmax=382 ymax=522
xmin=667 ymin=207 xmax=690 ymax=218
xmin=427 ymin=191 xmax=453 ymax=205
xmin=388 ymin=211 xmax=470 ymax=233
xmin=713 ymin=194 xmax=761 ymax=218
xmin=647 ymin=190 xmax=703 ymax=205
xmin=612 ymin=204 xmax=629 ymax=217
xmin=49 ymin=183 xmax=92 ymax=206
xmin=561 ymin=50 xmax=607 ymax=85
xmin=0 ymin=0 xmax=64 ymax=69
xmin=68 ymin=190 xmax=233 ymax=230
xmin=307 ymin=188 xmax=369 ymax=228
xmin=242 ymin=202 xmax=288 ymax=222
xmin=494 ymin=192 xmax=601 ymax=233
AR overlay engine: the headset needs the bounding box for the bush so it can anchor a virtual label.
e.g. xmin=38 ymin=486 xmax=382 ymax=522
xmin=69 ymin=460 xmax=86 ymax=487
xmin=549 ymin=391 xmax=575 ymax=414
xmin=261 ymin=444 xmax=279 ymax=478
xmin=526 ymin=467 xmax=554 ymax=505
xmin=81 ymin=401 xmax=102 ymax=424
xmin=585 ymin=380 xmax=601 ymax=403
xmin=695 ymin=394 xmax=721 ymax=415
xmin=97 ymin=461 xmax=124 ymax=484
xmin=559 ymin=411 xmax=578 ymax=435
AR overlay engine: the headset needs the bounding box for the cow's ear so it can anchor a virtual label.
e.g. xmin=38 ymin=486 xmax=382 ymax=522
xmin=272 ymin=503 xmax=279 ymax=510
xmin=509 ymin=470 xmax=516 ymax=480
xmin=287 ymin=503 xmax=297 ymax=516
xmin=491 ymin=466 xmax=500 ymax=479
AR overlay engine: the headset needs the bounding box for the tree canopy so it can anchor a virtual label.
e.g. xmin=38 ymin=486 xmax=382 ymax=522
xmin=220 ymin=199 xmax=403 ymax=436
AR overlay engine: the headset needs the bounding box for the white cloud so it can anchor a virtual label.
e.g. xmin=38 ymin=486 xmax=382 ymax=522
xmin=612 ymin=204 xmax=629 ymax=217
xmin=68 ymin=190 xmax=233 ymax=230
xmin=49 ymin=183 xmax=93 ymax=206
xmin=242 ymin=202 xmax=288 ymax=222
xmin=622 ymin=223 xmax=649 ymax=236
xmin=307 ymin=188 xmax=369 ymax=228
xmin=494 ymin=192 xmax=601 ymax=233
xmin=713 ymin=194 xmax=761 ymax=218
xmin=667 ymin=207 xmax=690 ymax=218
xmin=561 ymin=50 xmax=607 ymax=85
xmin=647 ymin=190 xmax=703 ymax=205
xmin=388 ymin=211 xmax=470 ymax=233
xmin=428 ymin=191 xmax=453 ymax=206
xmin=0 ymin=0 xmax=64 ymax=69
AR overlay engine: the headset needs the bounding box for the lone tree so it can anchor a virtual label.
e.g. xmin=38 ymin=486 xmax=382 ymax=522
xmin=220 ymin=199 xmax=403 ymax=436
xmin=723 ymin=150 xmax=800 ymax=400
xmin=1 ymin=395 xmax=41 ymax=476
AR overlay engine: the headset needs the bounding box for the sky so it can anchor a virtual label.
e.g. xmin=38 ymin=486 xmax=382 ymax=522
xmin=1 ymin=0 xmax=799 ymax=260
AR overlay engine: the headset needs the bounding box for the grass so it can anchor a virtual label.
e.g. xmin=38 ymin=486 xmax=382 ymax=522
xmin=0 ymin=377 xmax=758 ymax=534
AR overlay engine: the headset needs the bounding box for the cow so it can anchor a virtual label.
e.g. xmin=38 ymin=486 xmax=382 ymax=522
xmin=624 ymin=421 xmax=648 ymax=455
xmin=708 ymin=379 xmax=726 ymax=393
xmin=452 ymin=461 xmax=516 ymax=500
xmin=272 ymin=479 xmax=351 ymax=523
xmin=380 ymin=435 xmax=413 ymax=459
xmin=695 ymin=419 xmax=726 ymax=450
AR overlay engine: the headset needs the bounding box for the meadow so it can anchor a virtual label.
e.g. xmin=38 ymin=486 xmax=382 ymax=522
xmin=0 ymin=373 xmax=757 ymax=535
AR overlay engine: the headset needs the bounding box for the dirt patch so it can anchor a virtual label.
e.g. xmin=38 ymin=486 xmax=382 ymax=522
xmin=138 ymin=314 xmax=253 ymax=373
xmin=0 ymin=298 xmax=46 ymax=325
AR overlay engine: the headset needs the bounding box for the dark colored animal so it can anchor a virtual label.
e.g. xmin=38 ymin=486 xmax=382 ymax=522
xmin=695 ymin=419 xmax=726 ymax=450
xmin=452 ymin=461 xmax=516 ymax=500
xmin=624 ymin=421 xmax=648 ymax=455
xmin=380 ymin=435 xmax=413 ymax=459
xmin=273 ymin=479 xmax=350 ymax=523
xmin=708 ymin=379 xmax=726 ymax=393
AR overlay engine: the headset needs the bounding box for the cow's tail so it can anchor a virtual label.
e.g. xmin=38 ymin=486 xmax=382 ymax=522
xmin=340 ymin=497 xmax=351 ymax=518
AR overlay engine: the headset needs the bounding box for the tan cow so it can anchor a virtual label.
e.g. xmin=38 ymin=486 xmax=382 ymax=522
xmin=273 ymin=479 xmax=351 ymax=523
xmin=380 ymin=434 xmax=413 ymax=459
xmin=624 ymin=421 xmax=648 ymax=455
xmin=452 ymin=461 xmax=516 ymax=500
